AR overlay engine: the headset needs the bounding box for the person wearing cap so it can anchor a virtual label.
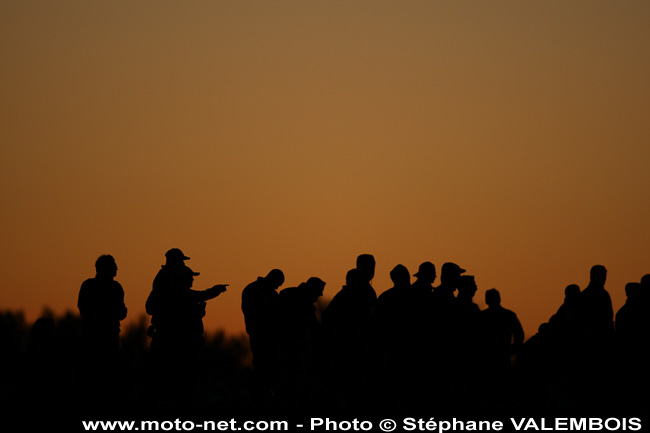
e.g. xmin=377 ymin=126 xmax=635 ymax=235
xmin=277 ymin=277 xmax=327 ymax=401
xmin=146 ymin=248 xmax=191 ymax=315
xmin=241 ymin=269 xmax=285 ymax=394
xmin=408 ymin=261 xmax=439 ymax=393
xmin=412 ymin=261 xmax=437 ymax=298
xmin=427 ymin=262 xmax=466 ymax=399
xmin=432 ymin=262 xmax=466 ymax=305
xmin=145 ymin=249 xmax=227 ymax=394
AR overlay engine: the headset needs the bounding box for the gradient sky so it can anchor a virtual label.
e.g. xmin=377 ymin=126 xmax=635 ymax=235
xmin=2 ymin=1 xmax=649 ymax=338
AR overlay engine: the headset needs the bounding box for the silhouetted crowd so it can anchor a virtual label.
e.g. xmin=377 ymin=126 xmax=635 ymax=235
xmin=2 ymin=249 xmax=649 ymax=419
xmin=239 ymin=256 xmax=650 ymax=415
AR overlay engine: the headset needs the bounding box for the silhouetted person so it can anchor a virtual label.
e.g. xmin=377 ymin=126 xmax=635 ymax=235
xmin=456 ymin=275 xmax=480 ymax=314
xmin=78 ymin=255 xmax=127 ymax=357
xmin=355 ymin=253 xmax=378 ymax=312
xmin=479 ymin=288 xmax=523 ymax=405
xmin=432 ymin=262 xmax=465 ymax=305
xmin=454 ymin=275 xmax=480 ymax=339
xmin=449 ymin=275 xmax=481 ymax=406
xmin=277 ymin=277 xmax=326 ymax=405
xmin=146 ymin=251 xmax=227 ymax=396
xmin=427 ymin=262 xmax=466 ymax=398
xmin=408 ymin=261 xmax=437 ymax=396
xmin=411 ymin=261 xmax=436 ymax=298
xmin=322 ymin=268 xmax=366 ymax=345
xmin=549 ymin=284 xmax=581 ymax=334
xmin=569 ymin=266 xmax=617 ymax=408
xmin=615 ymin=282 xmax=642 ymax=345
xmin=241 ymin=269 xmax=285 ymax=397
xmin=545 ymin=284 xmax=583 ymax=403
xmin=377 ymin=264 xmax=411 ymax=313
xmin=614 ymin=281 xmax=649 ymax=410
xmin=375 ymin=264 xmax=418 ymax=408
xmin=641 ymin=274 xmax=650 ymax=303
xmin=517 ymin=284 xmax=583 ymax=411
xmin=578 ymin=265 xmax=615 ymax=341
xmin=321 ymin=267 xmax=375 ymax=408
xmin=77 ymin=254 xmax=128 ymax=403
xmin=376 ymin=264 xmax=413 ymax=344
xmin=146 ymin=248 xmax=191 ymax=317
xmin=515 ymin=322 xmax=565 ymax=411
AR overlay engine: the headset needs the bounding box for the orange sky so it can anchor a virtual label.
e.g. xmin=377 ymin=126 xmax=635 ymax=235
xmin=1 ymin=1 xmax=649 ymax=339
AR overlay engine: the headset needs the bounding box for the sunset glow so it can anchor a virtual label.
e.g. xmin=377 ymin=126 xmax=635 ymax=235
xmin=2 ymin=1 xmax=649 ymax=340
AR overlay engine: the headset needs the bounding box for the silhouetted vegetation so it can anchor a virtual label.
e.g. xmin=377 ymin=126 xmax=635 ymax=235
xmin=0 ymin=309 xmax=251 ymax=419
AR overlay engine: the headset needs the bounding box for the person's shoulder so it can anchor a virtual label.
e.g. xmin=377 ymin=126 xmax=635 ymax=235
xmin=244 ymin=277 xmax=264 ymax=289
xmin=506 ymin=308 xmax=520 ymax=321
xmin=80 ymin=278 xmax=96 ymax=289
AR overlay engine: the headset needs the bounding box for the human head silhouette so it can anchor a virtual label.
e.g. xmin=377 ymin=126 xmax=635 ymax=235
xmin=440 ymin=262 xmax=465 ymax=286
xmin=624 ymin=282 xmax=641 ymax=300
xmin=165 ymin=248 xmax=190 ymax=268
xmin=265 ymin=269 xmax=285 ymax=290
xmin=95 ymin=255 xmax=117 ymax=279
xmin=564 ymin=284 xmax=580 ymax=303
xmin=305 ymin=277 xmax=326 ymax=302
xmin=640 ymin=274 xmax=650 ymax=288
xmin=356 ymin=254 xmax=376 ymax=282
xmin=589 ymin=265 xmax=607 ymax=287
xmin=458 ymin=275 xmax=477 ymax=299
xmin=178 ymin=265 xmax=199 ymax=288
xmin=390 ymin=264 xmax=410 ymax=288
xmin=414 ymin=261 xmax=436 ymax=285
xmin=485 ymin=288 xmax=501 ymax=307
xmin=345 ymin=268 xmax=362 ymax=287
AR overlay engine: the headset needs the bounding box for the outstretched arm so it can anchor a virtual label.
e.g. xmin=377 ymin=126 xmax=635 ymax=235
xmin=191 ymin=284 xmax=228 ymax=302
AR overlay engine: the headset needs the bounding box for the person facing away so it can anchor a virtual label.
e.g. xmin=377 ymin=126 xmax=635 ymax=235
xmin=479 ymin=288 xmax=524 ymax=381
xmin=241 ymin=269 xmax=285 ymax=391
xmin=277 ymin=277 xmax=326 ymax=403
xmin=278 ymin=277 xmax=326 ymax=368
xmin=78 ymin=254 xmax=127 ymax=358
